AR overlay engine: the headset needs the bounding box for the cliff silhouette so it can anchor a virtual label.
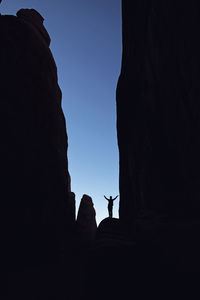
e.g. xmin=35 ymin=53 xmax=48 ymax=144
xmin=1 ymin=8 xmax=77 ymax=299
xmin=2 ymin=2 xmax=200 ymax=300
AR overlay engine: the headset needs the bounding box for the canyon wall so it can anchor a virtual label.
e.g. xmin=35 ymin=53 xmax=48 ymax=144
xmin=1 ymin=9 xmax=73 ymax=267
xmin=117 ymin=1 xmax=200 ymax=223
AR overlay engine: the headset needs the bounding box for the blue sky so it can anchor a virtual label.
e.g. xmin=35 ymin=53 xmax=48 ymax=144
xmin=1 ymin=0 xmax=122 ymax=224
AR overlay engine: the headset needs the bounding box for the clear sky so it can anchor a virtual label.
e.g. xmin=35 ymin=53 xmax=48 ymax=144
xmin=1 ymin=0 xmax=122 ymax=224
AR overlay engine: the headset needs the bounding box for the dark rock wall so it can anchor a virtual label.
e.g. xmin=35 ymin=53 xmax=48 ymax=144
xmin=1 ymin=10 xmax=72 ymax=267
xmin=117 ymin=1 xmax=200 ymax=222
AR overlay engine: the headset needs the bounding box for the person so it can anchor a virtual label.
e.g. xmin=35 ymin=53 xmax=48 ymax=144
xmin=104 ymin=195 xmax=118 ymax=218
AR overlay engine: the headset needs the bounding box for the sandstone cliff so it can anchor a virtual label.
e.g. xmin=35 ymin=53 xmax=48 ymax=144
xmin=1 ymin=9 xmax=73 ymax=269
xmin=117 ymin=1 xmax=200 ymax=222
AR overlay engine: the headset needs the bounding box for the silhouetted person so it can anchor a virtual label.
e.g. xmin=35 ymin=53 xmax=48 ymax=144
xmin=104 ymin=195 xmax=118 ymax=218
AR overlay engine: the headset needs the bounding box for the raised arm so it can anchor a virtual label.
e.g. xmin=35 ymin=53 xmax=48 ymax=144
xmin=104 ymin=195 xmax=109 ymax=201
xmin=113 ymin=195 xmax=118 ymax=201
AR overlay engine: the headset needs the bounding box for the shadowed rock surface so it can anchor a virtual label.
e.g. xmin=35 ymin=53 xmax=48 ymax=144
xmin=76 ymin=194 xmax=97 ymax=243
xmin=114 ymin=0 xmax=200 ymax=290
xmin=117 ymin=1 xmax=200 ymax=222
xmin=67 ymin=171 xmax=76 ymax=225
xmin=1 ymin=9 xmax=76 ymax=299
xmin=77 ymin=218 xmax=134 ymax=300
xmin=95 ymin=217 xmax=134 ymax=249
xmin=16 ymin=9 xmax=51 ymax=46
xmin=3 ymin=2 xmax=200 ymax=299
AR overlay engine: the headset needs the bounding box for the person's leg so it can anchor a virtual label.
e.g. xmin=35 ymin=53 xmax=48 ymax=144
xmin=108 ymin=204 xmax=113 ymax=218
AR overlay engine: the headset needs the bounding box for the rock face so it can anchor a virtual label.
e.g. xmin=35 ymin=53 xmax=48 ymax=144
xmin=117 ymin=1 xmax=200 ymax=223
xmin=95 ymin=217 xmax=134 ymax=250
xmin=67 ymin=171 xmax=76 ymax=225
xmin=1 ymin=9 xmax=73 ymax=268
xmin=76 ymin=194 xmax=97 ymax=243
xmin=16 ymin=9 xmax=51 ymax=46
